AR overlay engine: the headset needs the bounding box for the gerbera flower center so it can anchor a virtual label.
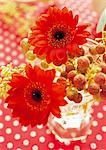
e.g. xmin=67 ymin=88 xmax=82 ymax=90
xmin=32 ymin=89 xmax=42 ymax=102
xmin=48 ymin=24 xmax=71 ymax=48
xmin=54 ymin=31 xmax=65 ymax=40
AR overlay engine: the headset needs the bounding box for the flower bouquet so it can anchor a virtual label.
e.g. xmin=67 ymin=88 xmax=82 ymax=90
xmin=0 ymin=6 xmax=106 ymax=143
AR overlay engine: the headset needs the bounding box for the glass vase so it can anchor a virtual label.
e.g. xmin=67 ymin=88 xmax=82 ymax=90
xmin=47 ymin=92 xmax=94 ymax=143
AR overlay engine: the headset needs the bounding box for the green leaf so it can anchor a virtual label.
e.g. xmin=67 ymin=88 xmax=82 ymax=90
xmin=96 ymin=8 xmax=106 ymax=33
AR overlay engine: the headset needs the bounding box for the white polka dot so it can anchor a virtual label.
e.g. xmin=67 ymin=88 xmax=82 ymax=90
xmin=102 ymin=105 xmax=106 ymax=111
xmin=11 ymin=51 xmax=18 ymax=56
xmin=30 ymin=131 xmax=37 ymax=137
xmin=39 ymin=136 xmax=45 ymax=143
xmin=96 ymin=134 xmax=102 ymax=141
xmin=11 ymin=42 xmax=17 ymax=48
xmin=37 ymin=124 xmax=43 ymax=129
xmin=21 ymin=126 xmax=28 ymax=132
xmin=5 ymin=47 xmax=11 ymax=53
xmin=0 ymin=61 xmax=5 ymax=66
xmin=0 ymin=110 xmax=3 ymax=116
xmin=102 ymin=126 xmax=106 ymax=132
xmin=92 ymin=120 xmax=98 ymax=127
xmin=0 ymin=36 xmax=3 ymax=41
xmin=4 ymin=31 xmax=9 ymax=37
xmin=74 ymin=145 xmax=80 ymax=150
xmin=48 ymin=142 xmax=54 ymax=149
xmin=97 ymin=112 xmax=103 ymax=119
xmin=90 ymin=143 xmax=97 ymax=149
xmin=0 ymin=123 xmax=4 ymax=129
xmin=0 ymin=44 xmax=4 ymax=49
xmin=23 ymin=139 xmax=29 ymax=146
xmin=0 ymin=52 xmax=5 ymax=58
xmin=7 ymin=142 xmax=13 ymax=149
xmin=32 ymin=145 xmax=39 ymax=150
xmin=4 ymin=103 xmax=8 ymax=109
xmin=14 ymin=133 xmax=21 ymax=140
xmin=0 ymin=136 xmax=5 ymax=143
xmin=58 ymin=148 xmax=64 ymax=150
xmin=87 ymin=129 xmax=92 ymax=135
xmin=9 ymin=34 xmax=15 ymax=40
xmin=4 ymin=39 xmax=10 ymax=44
xmin=5 ymin=128 xmax=12 ymax=134
xmin=13 ymin=59 xmax=19 ymax=65
xmin=18 ymin=54 xmax=24 ymax=60
xmin=6 ymin=56 xmax=12 ymax=62
xmin=5 ymin=115 xmax=11 ymax=121
xmin=13 ymin=120 xmax=19 ymax=126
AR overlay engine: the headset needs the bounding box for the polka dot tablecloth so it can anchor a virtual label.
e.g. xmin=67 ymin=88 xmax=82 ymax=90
xmin=0 ymin=0 xmax=106 ymax=150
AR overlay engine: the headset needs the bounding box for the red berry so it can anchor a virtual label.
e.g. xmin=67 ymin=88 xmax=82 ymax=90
xmin=66 ymin=63 xmax=75 ymax=73
xmin=67 ymin=71 xmax=76 ymax=82
xmin=103 ymin=53 xmax=106 ymax=63
xmin=89 ymin=46 xmax=97 ymax=55
xmin=74 ymin=93 xmax=82 ymax=103
xmin=61 ymin=71 xmax=67 ymax=78
xmin=77 ymin=56 xmax=90 ymax=73
xmin=94 ymin=72 xmax=106 ymax=86
xmin=57 ymin=77 xmax=67 ymax=87
xmin=66 ymin=88 xmax=78 ymax=101
xmin=73 ymin=74 xmax=87 ymax=90
xmin=101 ymin=65 xmax=106 ymax=74
xmin=88 ymin=83 xmax=100 ymax=95
xmin=96 ymin=44 xmax=105 ymax=54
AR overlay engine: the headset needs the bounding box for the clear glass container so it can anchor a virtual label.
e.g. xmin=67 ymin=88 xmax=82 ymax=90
xmin=47 ymin=92 xmax=94 ymax=143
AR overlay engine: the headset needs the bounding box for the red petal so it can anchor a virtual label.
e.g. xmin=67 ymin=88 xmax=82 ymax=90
xmin=9 ymin=73 xmax=28 ymax=88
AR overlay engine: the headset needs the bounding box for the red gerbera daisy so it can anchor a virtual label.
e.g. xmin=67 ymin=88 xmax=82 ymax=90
xmin=5 ymin=64 xmax=66 ymax=127
xmin=29 ymin=6 xmax=90 ymax=66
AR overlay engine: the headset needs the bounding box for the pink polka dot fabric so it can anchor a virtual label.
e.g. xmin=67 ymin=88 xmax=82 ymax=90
xmin=0 ymin=0 xmax=106 ymax=150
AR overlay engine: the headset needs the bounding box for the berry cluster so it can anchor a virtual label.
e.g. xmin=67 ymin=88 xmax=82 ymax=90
xmin=57 ymin=42 xmax=106 ymax=103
